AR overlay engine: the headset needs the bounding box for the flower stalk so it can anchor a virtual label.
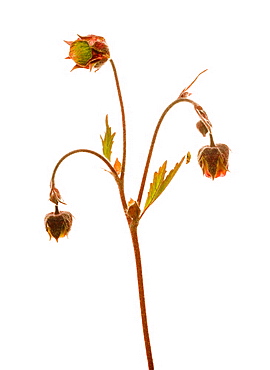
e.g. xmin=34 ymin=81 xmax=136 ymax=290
xmin=109 ymin=59 xmax=127 ymax=182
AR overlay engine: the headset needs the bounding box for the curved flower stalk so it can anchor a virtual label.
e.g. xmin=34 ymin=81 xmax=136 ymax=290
xmin=44 ymin=34 xmax=230 ymax=370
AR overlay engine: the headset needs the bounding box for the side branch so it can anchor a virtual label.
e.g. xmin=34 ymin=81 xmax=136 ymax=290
xmin=110 ymin=59 xmax=127 ymax=182
xmin=50 ymin=149 xmax=127 ymax=211
xmin=137 ymin=98 xmax=197 ymax=206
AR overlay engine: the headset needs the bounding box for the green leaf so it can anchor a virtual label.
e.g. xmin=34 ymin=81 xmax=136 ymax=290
xmin=144 ymin=161 xmax=167 ymax=211
xmin=158 ymin=156 xmax=185 ymax=195
xmin=100 ymin=115 xmax=116 ymax=161
xmin=143 ymin=156 xmax=185 ymax=214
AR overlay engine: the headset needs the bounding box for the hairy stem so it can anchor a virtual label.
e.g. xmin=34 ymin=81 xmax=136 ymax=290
xmin=110 ymin=59 xmax=127 ymax=183
xmin=137 ymin=98 xmax=199 ymax=206
xmin=129 ymin=223 xmax=154 ymax=370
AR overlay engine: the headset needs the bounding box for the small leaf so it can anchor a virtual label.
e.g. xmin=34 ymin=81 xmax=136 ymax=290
xmin=128 ymin=198 xmax=136 ymax=207
xmin=100 ymin=114 xmax=116 ymax=161
xmin=114 ymin=158 xmax=122 ymax=175
xmin=143 ymin=156 xmax=185 ymax=215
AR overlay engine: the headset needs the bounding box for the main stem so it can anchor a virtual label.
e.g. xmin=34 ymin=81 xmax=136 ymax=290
xmin=129 ymin=222 xmax=154 ymax=370
xmin=110 ymin=60 xmax=154 ymax=369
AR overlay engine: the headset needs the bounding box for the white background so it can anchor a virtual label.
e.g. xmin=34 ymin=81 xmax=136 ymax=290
xmin=1 ymin=0 xmax=270 ymax=369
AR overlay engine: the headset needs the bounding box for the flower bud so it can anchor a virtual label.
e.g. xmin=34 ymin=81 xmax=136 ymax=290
xmin=44 ymin=206 xmax=73 ymax=242
xmin=127 ymin=199 xmax=141 ymax=221
xmin=65 ymin=34 xmax=110 ymax=72
xmin=196 ymin=120 xmax=209 ymax=137
xmin=197 ymin=143 xmax=229 ymax=180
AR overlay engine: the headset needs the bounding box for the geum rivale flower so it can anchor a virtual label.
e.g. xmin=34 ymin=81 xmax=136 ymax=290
xmin=65 ymin=34 xmax=110 ymax=72
xmin=45 ymin=206 xmax=73 ymax=242
xmin=197 ymin=143 xmax=229 ymax=180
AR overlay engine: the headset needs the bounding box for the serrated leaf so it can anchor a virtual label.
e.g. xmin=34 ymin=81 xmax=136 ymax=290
xmin=144 ymin=161 xmax=167 ymax=211
xmin=143 ymin=156 xmax=185 ymax=214
xmin=100 ymin=115 xmax=116 ymax=161
xmin=158 ymin=156 xmax=185 ymax=195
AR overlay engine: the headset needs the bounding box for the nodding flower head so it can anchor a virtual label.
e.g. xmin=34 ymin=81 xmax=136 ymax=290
xmin=45 ymin=205 xmax=73 ymax=242
xmin=198 ymin=143 xmax=229 ymax=180
xmin=65 ymin=34 xmax=110 ymax=72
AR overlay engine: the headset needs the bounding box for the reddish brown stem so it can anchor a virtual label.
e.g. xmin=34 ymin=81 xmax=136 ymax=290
xmin=109 ymin=60 xmax=154 ymax=368
xmin=110 ymin=59 xmax=127 ymax=183
xmin=50 ymin=148 xmax=127 ymax=211
xmin=129 ymin=222 xmax=154 ymax=370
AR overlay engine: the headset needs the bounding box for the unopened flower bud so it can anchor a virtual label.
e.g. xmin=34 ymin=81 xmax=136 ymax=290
xmin=65 ymin=34 xmax=110 ymax=72
xmin=197 ymin=143 xmax=229 ymax=180
xmin=127 ymin=199 xmax=141 ymax=221
xmin=196 ymin=120 xmax=209 ymax=137
xmin=44 ymin=206 xmax=73 ymax=242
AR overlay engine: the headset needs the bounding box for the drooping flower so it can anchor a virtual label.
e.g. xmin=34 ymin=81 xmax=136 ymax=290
xmin=65 ymin=34 xmax=110 ymax=72
xmin=45 ymin=205 xmax=73 ymax=242
xmin=197 ymin=144 xmax=229 ymax=180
